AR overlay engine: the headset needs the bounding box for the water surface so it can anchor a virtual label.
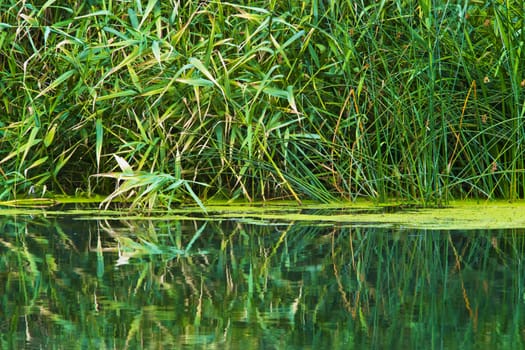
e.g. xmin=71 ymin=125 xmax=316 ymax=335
xmin=1 ymin=213 xmax=524 ymax=349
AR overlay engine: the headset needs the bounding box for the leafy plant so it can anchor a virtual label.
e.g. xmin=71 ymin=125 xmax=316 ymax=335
xmin=0 ymin=0 xmax=524 ymax=207
xmin=92 ymin=154 xmax=207 ymax=211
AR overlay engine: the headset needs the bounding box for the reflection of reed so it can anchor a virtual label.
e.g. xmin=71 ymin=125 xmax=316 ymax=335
xmin=1 ymin=216 xmax=524 ymax=349
xmin=331 ymin=227 xmax=358 ymax=318
xmin=448 ymin=233 xmax=477 ymax=329
xmin=326 ymin=226 xmax=525 ymax=348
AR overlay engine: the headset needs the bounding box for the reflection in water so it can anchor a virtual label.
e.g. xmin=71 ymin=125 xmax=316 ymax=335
xmin=0 ymin=216 xmax=524 ymax=349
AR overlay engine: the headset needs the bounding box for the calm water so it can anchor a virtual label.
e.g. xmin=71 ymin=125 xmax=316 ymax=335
xmin=1 ymin=214 xmax=524 ymax=349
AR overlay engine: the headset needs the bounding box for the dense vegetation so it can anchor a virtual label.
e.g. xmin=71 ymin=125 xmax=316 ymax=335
xmin=0 ymin=0 xmax=524 ymax=208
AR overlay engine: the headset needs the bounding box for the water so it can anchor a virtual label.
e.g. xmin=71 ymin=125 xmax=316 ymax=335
xmin=1 ymin=213 xmax=524 ymax=349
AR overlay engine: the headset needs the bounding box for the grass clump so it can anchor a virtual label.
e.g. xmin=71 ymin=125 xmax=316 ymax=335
xmin=0 ymin=0 xmax=524 ymax=208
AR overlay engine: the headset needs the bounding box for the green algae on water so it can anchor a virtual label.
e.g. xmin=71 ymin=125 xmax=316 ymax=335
xmin=0 ymin=198 xmax=524 ymax=230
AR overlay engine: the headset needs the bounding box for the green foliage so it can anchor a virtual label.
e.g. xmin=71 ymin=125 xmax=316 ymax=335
xmin=0 ymin=0 xmax=524 ymax=206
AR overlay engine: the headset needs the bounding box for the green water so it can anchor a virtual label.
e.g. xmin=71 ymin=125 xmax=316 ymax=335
xmin=1 ymin=213 xmax=524 ymax=349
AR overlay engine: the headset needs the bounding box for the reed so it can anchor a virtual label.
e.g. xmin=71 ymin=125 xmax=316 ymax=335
xmin=0 ymin=0 xmax=523 ymax=207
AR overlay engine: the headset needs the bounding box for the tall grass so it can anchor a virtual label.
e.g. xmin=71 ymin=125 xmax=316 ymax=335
xmin=0 ymin=0 xmax=524 ymax=207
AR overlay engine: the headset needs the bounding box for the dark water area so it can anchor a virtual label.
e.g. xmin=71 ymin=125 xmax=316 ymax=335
xmin=0 ymin=214 xmax=524 ymax=349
